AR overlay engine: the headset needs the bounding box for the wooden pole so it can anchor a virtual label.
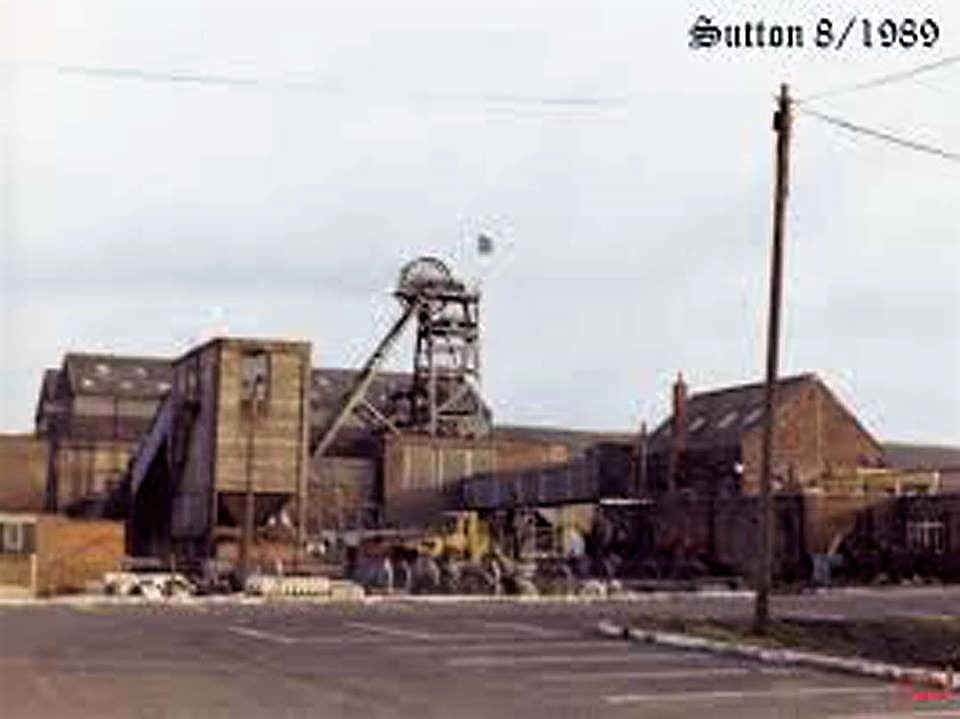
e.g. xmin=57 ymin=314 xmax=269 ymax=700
xmin=239 ymin=382 xmax=259 ymax=582
xmin=755 ymin=83 xmax=792 ymax=633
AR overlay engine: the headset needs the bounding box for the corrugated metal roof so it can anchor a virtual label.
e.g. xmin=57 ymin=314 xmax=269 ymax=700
xmin=310 ymin=368 xmax=411 ymax=417
xmin=62 ymin=353 xmax=173 ymax=399
xmin=492 ymin=424 xmax=636 ymax=454
xmin=34 ymin=368 xmax=63 ymax=424
xmin=883 ymin=442 xmax=960 ymax=471
xmin=309 ymin=367 xmax=491 ymax=433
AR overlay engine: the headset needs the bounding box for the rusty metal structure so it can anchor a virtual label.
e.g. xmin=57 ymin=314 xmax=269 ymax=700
xmin=312 ymin=257 xmax=486 ymax=464
xmin=395 ymin=257 xmax=484 ymax=438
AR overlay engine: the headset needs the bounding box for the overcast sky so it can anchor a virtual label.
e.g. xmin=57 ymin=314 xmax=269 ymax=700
xmin=2 ymin=0 xmax=958 ymax=443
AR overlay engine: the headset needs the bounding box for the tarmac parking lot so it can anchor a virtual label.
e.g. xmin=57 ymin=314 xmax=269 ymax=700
xmin=2 ymin=597 xmax=948 ymax=718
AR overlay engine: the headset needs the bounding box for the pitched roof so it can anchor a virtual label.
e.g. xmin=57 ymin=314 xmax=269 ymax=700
xmin=34 ymin=368 xmax=63 ymax=423
xmin=310 ymin=368 xmax=411 ymax=416
xmin=492 ymin=424 xmax=637 ymax=455
xmin=883 ymin=442 xmax=960 ymax=471
xmin=647 ymin=373 xmax=819 ymax=453
xmin=62 ymin=353 xmax=174 ymax=400
xmin=310 ymin=367 xmax=491 ymax=435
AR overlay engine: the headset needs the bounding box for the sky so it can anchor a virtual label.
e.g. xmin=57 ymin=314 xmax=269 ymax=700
xmin=1 ymin=0 xmax=958 ymax=444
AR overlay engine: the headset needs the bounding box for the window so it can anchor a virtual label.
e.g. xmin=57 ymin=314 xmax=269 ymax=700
xmin=0 ymin=522 xmax=35 ymax=554
xmin=184 ymin=364 xmax=200 ymax=401
xmin=688 ymin=416 xmax=706 ymax=433
xmin=907 ymin=520 xmax=945 ymax=554
xmin=241 ymin=351 xmax=270 ymax=411
xmin=1 ymin=522 xmax=23 ymax=552
xmin=743 ymin=407 xmax=764 ymax=426
xmin=716 ymin=410 xmax=739 ymax=429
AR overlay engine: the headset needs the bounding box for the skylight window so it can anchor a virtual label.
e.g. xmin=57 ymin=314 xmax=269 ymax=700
xmin=82 ymin=377 xmax=96 ymax=389
xmin=120 ymin=380 xmax=134 ymax=391
xmin=95 ymin=363 xmax=110 ymax=376
xmin=716 ymin=410 xmax=739 ymax=429
xmin=688 ymin=416 xmax=706 ymax=433
xmin=134 ymin=366 xmax=148 ymax=378
xmin=743 ymin=407 xmax=764 ymax=426
xmin=156 ymin=381 xmax=171 ymax=393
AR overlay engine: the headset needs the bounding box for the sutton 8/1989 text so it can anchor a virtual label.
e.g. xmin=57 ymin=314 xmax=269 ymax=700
xmin=689 ymin=16 xmax=941 ymax=51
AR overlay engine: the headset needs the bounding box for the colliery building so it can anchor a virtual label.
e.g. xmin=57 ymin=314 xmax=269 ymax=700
xmin=35 ymin=353 xmax=174 ymax=512
xmin=1 ymin=344 xmax=953 ymax=566
xmin=127 ymin=338 xmax=311 ymax=560
xmin=645 ymin=372 xmax=891 ymax=497
xmin=1 ymin=256 xmax=956 ymax=580
xmin=12 ymin=342 xmax=630 ymax=563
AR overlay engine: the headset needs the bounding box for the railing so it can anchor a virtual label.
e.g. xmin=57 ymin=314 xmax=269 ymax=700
xmin=129 ymin=394 xmax=177 ymax=497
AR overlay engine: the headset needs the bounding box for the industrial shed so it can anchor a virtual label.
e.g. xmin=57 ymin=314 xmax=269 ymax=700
xmin=127 ymin=337 xmax=311 ymax=561
xmin=34 ymin=353 xmax=173 ymax=513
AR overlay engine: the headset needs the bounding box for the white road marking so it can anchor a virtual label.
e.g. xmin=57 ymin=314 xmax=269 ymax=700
xmin=536 ymin=667 xmax=796 ymax=682
xmin=833 ymin=713 xmax=960 ymax=719
xmin=475 ymin=620 xmax=567 ymax=638
xmin=227 ymin=626 xmax=298 ymax=645
xmin=344 ymin=621 xmax=438 ymax=641
xmin=448 ymin=651 xmax=710 ymax=668
xmin=605 ymin=685 xmax=892 ymax=705
xmin=387 ymin=640 xmax=630 ymax=654
xmin=227 ymin=626 xmax=395 ymax=645
xmin=835 ymin=712 xmax=960 ymax=718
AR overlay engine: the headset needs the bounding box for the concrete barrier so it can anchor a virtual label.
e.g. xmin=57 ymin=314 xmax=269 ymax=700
xmin=245 ymin=574 xmax=333 ymax=597
xmin=596 ymin=619 xmax=959 ymax=691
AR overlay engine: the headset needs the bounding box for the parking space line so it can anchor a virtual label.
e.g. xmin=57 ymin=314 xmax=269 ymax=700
xmin=229 ymin=623 xmax=508 ymax=645
xmin=344 ymin=621 xmax=439 ymax=641
xmin=475 ymin=620 xmax=567 ymax=638
xmin=227 ymin=626 xmax=297 ymax=645
xmin=227 ymin=625 xmax=394 ymax=645
xmin=448 ymin=651 xmax=711 ymax=668
xmin=605 ymin=685 xmax=891 ymax=705
xmin=832 ymin=712 xmax=960 ymax=718
xmin=386 ymin=640 xmax=630 ymax=654
xmin=537 ymin=667 xmax=767 ymax=682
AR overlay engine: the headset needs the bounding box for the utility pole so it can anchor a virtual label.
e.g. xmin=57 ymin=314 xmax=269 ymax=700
xmin=239 ymin=377 xmax=261 ymax=583
xmin=755 ymin=83 xmax=792 ymax=633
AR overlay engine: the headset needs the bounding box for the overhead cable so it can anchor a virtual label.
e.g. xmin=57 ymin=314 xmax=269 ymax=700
xmin=798 ymin=54 xmax=960 ymax=102
xmin=797 ymin=106 xmax=960 ymax=163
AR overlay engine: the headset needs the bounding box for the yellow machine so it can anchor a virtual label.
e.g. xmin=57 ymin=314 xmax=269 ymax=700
xmin=415 ymin=511 xmax=490 ymax=561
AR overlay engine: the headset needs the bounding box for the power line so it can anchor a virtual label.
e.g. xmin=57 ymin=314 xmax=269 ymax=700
xmin=58 ymin=64 xmax=264 ymax=87
xmin=798 ymin=54 xmax=960 ymax=102
xmin=55 ymin=64 xmax=626 ymax=110
xmin=797 ymin=106 xmax=960 ymax=163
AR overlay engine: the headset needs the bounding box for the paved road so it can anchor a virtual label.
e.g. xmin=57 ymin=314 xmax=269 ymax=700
xmin=1 ymin=598 xmax=947 ymax=718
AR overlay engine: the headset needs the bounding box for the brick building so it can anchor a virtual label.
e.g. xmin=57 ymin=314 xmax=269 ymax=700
xmin=645 ymin=373 xmax=889 ymax=497
xmin=0 ymin=512 xmax=124 ymax=597
xmin=0 ymin=435 xmax=48 ymax=512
